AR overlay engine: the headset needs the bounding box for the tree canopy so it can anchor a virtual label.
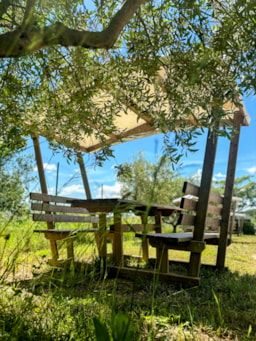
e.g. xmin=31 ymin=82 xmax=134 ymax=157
xmin=116 ymin=152 xmax=184 ymax=204
xmin=214 ymin=175 xmax=256 ymax=214
xmin=0 ymin=1 xmax=255 ymax=159
xmin=0 ymin=151 xmax=35 ymax=219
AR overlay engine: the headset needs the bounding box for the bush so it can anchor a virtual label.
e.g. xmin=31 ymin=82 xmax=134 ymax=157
xmin=242 ymin=221 xmax=255 ymax=235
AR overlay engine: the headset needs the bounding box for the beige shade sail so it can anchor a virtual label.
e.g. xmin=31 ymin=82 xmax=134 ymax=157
xmin=30 ymin=70 xmax=250 ymax=153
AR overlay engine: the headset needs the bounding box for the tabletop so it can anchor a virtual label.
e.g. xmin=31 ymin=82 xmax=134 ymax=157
xmin=69 ymin=198 xmax=184 ymax=216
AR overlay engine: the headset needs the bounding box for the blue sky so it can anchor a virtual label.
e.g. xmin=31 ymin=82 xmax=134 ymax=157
xmin=29 ymin=96 xmax=256 ymax=199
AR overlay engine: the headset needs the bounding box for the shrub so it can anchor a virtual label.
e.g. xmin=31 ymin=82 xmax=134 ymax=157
xmin=242 ymin=221 xmax=255 ymax=235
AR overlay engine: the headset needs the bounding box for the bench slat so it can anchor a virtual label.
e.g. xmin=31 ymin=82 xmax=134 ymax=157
xmin=179 ymin=214 xmax=221 ymax=231
xmin=181 ymin=198 xmax=222 ymax=216
xmin=109 ymin=224 xmax=156 ymax=233
xmin=183 ymin=182 xmax=223 ymax=205
xmin=30 ymin=192 xmax=80 ymax=204
xmin=33 ymin=213 xmax=99 ymax=223
xmin=146 ymin=232 xmax=219 ymax=243
xmin=34 ymin=229 xmax=98 ymax=233
xmin=31 ymin=203 xmax=89 ymax=214
xmin=34 ymin=229 xmax=98 ymax=241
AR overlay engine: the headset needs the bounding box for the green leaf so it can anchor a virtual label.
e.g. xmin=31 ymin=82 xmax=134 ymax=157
xmin=93 ymin=317 xmax=111 ymax=341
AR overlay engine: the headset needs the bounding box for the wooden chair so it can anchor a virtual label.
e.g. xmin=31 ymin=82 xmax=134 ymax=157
xmin=30 ymin=192 xmax=99 ymax=264
xmin=146 ymin=182 xmax=232 ymax=282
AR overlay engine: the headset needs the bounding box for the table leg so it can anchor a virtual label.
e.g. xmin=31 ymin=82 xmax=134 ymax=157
xmin=113 ymin=212 xmax=123 ymax=267
xmin=49 ymin=240 xmax=59 ymax=260
xmin=97 ymin=214 xmax=107 ymax=273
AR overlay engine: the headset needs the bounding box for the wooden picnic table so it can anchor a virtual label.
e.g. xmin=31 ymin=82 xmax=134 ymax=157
xmin=69 ymin=198 xmax=184 ymax=267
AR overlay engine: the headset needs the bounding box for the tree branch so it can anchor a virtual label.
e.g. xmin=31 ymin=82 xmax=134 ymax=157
xmin=0 ymin=0 xmax=12 ymax=20
xmin=0 ymin=0 xmax=148 ymax=57
xmin=22 ymin=0 xmax=36 ymax=27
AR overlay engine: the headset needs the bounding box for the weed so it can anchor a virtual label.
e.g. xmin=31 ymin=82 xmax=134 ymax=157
xmin=0 ymin=219 xmax=256 ymax=340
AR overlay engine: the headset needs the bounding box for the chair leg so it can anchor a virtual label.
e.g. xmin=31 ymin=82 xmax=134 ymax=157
xmin=188 ymin=252 xmax=201 ymax=277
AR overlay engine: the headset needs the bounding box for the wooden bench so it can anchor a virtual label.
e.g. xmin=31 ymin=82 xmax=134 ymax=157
xmin=146 ymin=182 xmax=231 ymax=276
xmin=30 ymin=192 xmax=99 ymax=264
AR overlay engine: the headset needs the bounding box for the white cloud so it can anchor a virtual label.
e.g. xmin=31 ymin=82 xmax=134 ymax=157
xmin=58 ymin=184 xmax=85 ymax=196
xmin=96 ymin=182 xmax=121 ymax=198
xmin=191 ymin=169 xmax=202 ymax=182
xmin=213 ymin=172 xmax=226 ymax=180
xmin=33 ymin=163 xmax=57 ymax=172
xmin=247 ymin=166 xmax=256 ymax=174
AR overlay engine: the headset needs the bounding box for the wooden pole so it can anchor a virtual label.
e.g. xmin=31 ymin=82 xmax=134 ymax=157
xmin=32 ymin=135 xmax=58 ymax=259
xmin=55 ymin=162 xmax=59 ymax=196
xmin=77 ymin=153 xmax=92 ymax=199
xmin=188 ymin=126 xmax=219 ymax=277
xmin=32 ymin=135 xmax=48 ymax=194
xmin=76 ymin=152 xmax=103 ymax=262
xmin=216 ymin=113 xmax=242 ymax=270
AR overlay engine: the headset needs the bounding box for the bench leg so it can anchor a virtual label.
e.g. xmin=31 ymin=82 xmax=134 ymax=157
xmin=66 ymin=239 xmax=74 ymax=259
xmin=140 ymin=214 xmax=149 ymax=262
xmin=157 ymin=246 xmax=169 ymax=273
xmin=96 ymin=214 xmax=107 ymax=274
xmin=141 ymin=238 xmax=149 ymax=262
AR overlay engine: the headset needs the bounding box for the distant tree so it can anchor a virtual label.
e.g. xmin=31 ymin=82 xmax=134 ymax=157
xmin=0 ymin=152 xmax=35 ymax=220
xmin=214 ymin=175 xmax=256 ymax=212
xmin=116 ymin=152 xmax=184 ymax=205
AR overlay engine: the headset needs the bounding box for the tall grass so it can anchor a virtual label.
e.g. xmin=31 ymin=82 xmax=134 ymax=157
xmin=0 ymin=218 xmax=256 ymax=340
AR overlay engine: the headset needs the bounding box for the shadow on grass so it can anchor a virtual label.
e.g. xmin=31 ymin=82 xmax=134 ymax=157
xmin=9 ymin=262 xmax=256 ymax=340
xmin=231 ymin=240 xmax=256 ymax=245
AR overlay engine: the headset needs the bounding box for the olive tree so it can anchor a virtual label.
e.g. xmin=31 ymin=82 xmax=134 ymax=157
xmin=116 ymin=152 xmax=184 ymax=204
xmin=0 ymin=1 xmax=255 ymax=160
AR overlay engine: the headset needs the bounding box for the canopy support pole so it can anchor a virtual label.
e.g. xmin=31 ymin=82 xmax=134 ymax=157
xmin=188 ymin=125 xmax=219 ymax=277
xmin=32 ymin=135 xmax=58 ymax=259
xmin=77 ymin=153 xmax=105 ymax=270
xmin=217 ymin=113 xmax=242 ymax=270
xmin=77 ymin=153 xmax=92 ymax=199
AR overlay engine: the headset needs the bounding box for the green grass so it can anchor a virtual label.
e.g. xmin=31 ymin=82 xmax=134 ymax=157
xmin=0 ymin=219 xmax=256 ymax=340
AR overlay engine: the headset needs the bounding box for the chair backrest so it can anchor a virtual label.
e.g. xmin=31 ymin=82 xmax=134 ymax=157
xmin=178 ymin=182 xmax=223 ymax=232
xmin=30 ymin=192 xmax=98 ymax=224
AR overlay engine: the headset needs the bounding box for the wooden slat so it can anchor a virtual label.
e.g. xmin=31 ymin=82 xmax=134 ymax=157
xmin=205 ymin=216 xmax=221 ymax=231
xmin=183 ymin=182 xmax=223 ymax=206
xmin=31 ymin=203 xmax=89 ymax=214
xmin=34 ymin=229 xmax=98 ymax=233
xmin=183 ymin=182 xmax=199 ymax=196
xmin=180 ymin=198 xmax=197 ymax=211
xmin=146 ymin=232 xmax=219 ymax=243
xmin=207 ymin=204 xmax=222 ymax=216
xmin=109 ymin=224 xmax=156 ymax=233
xmin=181 ymin=198 xmax=222 ymax=216
xmin=30 ymin=192 xmax=80 ymax=204
xmin=178 ymin=214 xmax=221 ymax=231
xmin=209 ymin=191 xmax=223 ymax=205
xmin=34 ymin=229 xmax=98 ymax=240
xmin=179 ymin=214 xmax=195 ymax=227
xmin=33 ymin=214 xmax=99 ymax=223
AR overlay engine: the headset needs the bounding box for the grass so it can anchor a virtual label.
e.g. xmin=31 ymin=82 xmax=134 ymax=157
xmin=0 ymin=219 xmax=256 ymax=340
